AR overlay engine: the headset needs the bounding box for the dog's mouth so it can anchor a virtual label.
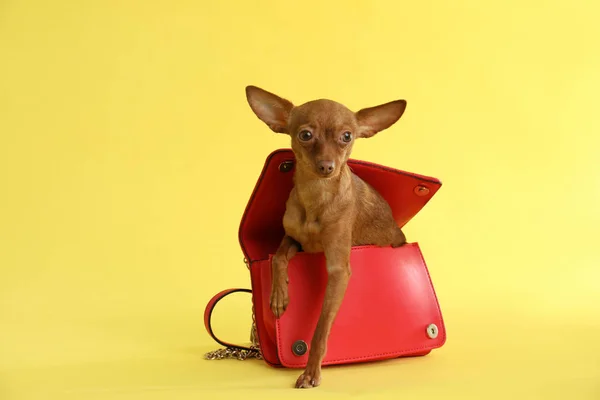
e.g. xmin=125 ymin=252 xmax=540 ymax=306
xmin=313 ymin=165 xmax=339 ymax=179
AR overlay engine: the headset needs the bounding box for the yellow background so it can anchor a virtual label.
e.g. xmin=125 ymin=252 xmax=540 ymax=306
xmin=1 ymin=1 xmax=599 ymax=399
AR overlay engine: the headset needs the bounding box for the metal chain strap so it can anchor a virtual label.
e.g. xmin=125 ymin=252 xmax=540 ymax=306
xmin=204 ymin=259 xmax=262 ymax=361
xmin=203 ymin=343 xmax=261 ymax=361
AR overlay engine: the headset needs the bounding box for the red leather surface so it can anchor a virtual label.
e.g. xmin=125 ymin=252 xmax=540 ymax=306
xmin=238 ymin=149 xmax=442 ymax=263
xmin=204 ymin=149 xmax=446 ymax=368
xmin=249 ymin=243 xmax=445 ymax=368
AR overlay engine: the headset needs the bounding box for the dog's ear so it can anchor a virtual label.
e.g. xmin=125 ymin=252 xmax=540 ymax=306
xmin=245 ymin=86 xmax=294 ymax=134
xmin=355 ymin=100 xmax=407 ymax=138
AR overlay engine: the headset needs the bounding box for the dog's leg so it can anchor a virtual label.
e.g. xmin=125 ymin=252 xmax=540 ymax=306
xmin=295 ymin=236 xmax=351 ymax=389
xmin=270 ymin=235 xmax=299 ymax=318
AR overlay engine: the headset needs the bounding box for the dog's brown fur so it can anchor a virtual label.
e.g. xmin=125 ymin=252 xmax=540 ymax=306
xmin=246 ymin=86 xmax=408 ymax=389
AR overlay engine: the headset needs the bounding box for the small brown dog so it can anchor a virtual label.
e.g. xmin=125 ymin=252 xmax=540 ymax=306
xmin=246 ymin=86 xmax=408 ymax=388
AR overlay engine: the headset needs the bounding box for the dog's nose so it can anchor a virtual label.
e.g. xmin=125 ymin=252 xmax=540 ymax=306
xmin=318 ymin=160 xmax=335 ymax=176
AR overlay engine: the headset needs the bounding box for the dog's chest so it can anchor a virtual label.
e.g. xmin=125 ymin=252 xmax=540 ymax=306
xmin=282 ymin=194 xmax=333 ymax=253
xmin=283 ymin=209 xmax=325 ymax=253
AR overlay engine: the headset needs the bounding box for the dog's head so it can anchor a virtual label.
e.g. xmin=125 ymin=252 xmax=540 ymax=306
xmin=245 ymin=86 xmax=406 ymax=178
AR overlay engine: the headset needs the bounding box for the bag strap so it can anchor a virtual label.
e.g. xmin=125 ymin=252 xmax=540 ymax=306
xmin=203 ymin=288 xmax=262 ymax=360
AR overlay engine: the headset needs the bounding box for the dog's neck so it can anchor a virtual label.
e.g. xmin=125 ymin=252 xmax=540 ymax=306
xmin=293 ymin=164 xmax=353 ymax=212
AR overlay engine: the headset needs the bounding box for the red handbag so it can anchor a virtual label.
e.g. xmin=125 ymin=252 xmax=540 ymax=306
xmin=204 ymin=149 xmax=446 ymax=367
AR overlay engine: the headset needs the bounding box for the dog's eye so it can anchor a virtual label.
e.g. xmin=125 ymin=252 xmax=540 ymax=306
xmin=298 ymin=130 xmax=313 ymax=141
xmin=342 ymin=131 xmax=352 ymax=142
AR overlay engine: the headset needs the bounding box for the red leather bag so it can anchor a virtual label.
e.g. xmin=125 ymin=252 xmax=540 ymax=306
xmin=204 ymin=149 xmax=446 ymax=367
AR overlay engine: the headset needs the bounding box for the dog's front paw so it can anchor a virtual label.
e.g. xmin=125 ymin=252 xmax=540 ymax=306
xmin=295 ymin=368 xmax=322 ymax=389
xmin=270 ymin=280 xmax=289 ymax=318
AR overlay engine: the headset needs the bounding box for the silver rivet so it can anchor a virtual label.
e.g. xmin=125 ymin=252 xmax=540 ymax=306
xmin=292 ymin=340 xmax=308 ymax=356
xmin=279 ymin=160 xmax=294 ymax=173
xmin=414 ymin=185 xmax=430 ymax=196
xmin=426 ymin=324 xmax=439 ymax=339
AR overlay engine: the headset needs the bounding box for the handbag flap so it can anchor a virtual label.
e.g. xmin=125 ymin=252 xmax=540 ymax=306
xmin=239 ymin=149 xmax=442 ymax=263
xmin=268 ymin=243 xmax=446 ymax=367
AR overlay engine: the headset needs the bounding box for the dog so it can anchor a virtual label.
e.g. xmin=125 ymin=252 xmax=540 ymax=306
xmin=245 ymin=86 xmax=408 ymax=388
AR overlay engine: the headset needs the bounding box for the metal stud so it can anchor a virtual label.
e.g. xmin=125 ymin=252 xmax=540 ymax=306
xmin=279 ymin=160 xmax=294 ymax=173
xmin=414 ymin=185 xmax=430 ymax=196
xmin=292 ymin=340 xmax=308 ymax=356
xmin=426 ymin=323 xmax=439 ymax=339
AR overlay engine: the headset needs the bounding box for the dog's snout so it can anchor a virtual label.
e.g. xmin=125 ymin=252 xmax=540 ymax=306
xmin=318 ymin=160 xmax=335 ymax=176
